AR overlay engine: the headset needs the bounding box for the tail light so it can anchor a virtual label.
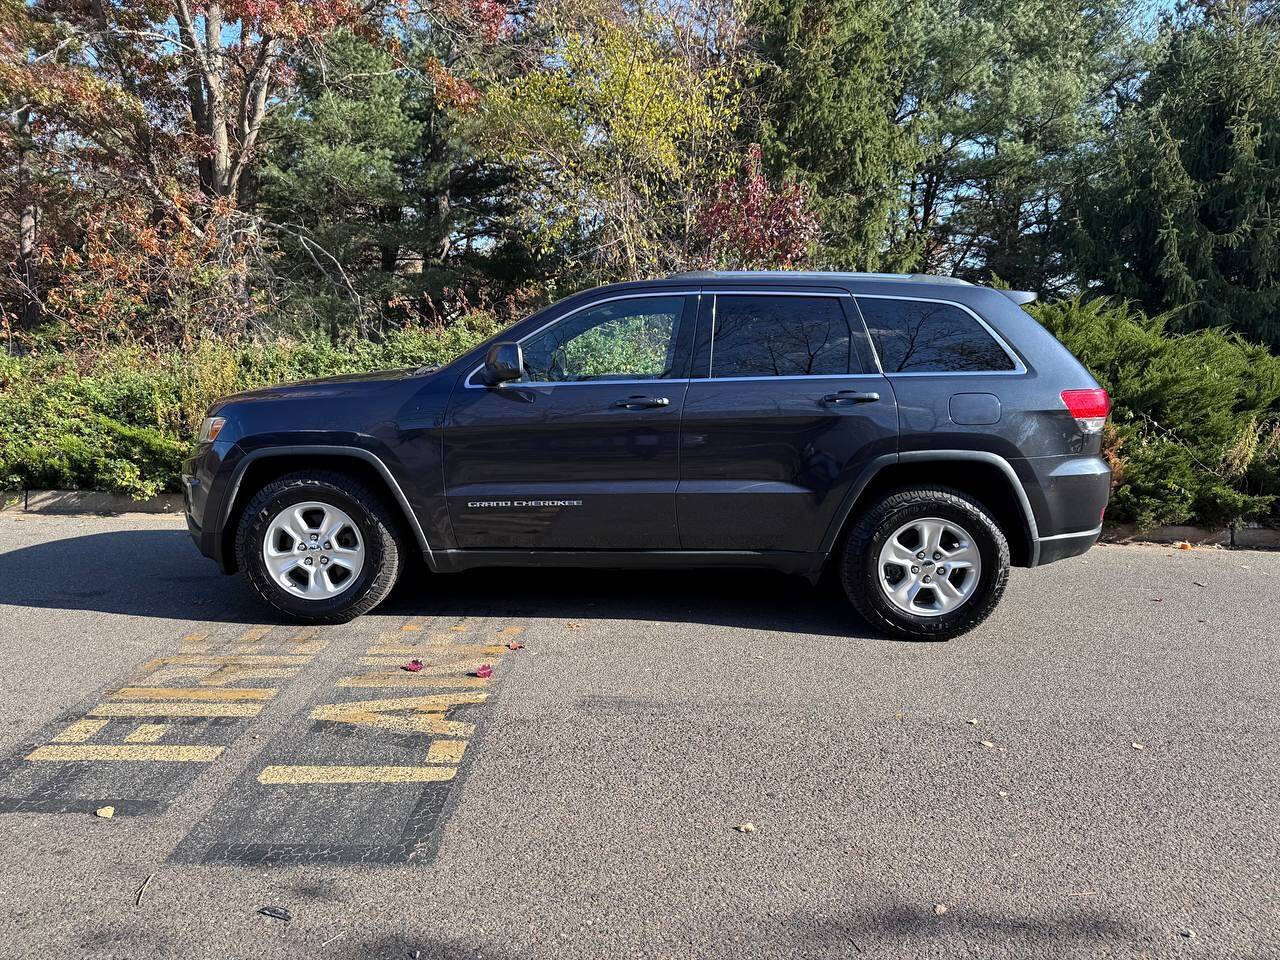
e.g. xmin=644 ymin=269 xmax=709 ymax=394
xmin=1060 ymin=388 xmax=1110 ymax=434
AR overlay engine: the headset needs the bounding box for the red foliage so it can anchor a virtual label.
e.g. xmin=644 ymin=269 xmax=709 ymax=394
xmin=425 ymin=57 xmax=480 ymax=110
xmin=698 ymin=145 xmax=817 ymax=270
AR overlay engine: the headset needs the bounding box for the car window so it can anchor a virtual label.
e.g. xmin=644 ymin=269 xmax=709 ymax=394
xmin=856 ymin=298 xmax=1016 ymax=373
xmin=709 ymin=295 xmax=872 ymax=377
xmin=520 ymin=296 xmax=685 ymax=382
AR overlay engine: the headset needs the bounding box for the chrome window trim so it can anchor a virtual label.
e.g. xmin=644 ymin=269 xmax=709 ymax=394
xmin=701 ymin=290 xmax=876 ymax=380
xmin=464 ymin=290 xmax=700 ymax=388
xmin=853 ymin=293 xmax=1027 ymax=376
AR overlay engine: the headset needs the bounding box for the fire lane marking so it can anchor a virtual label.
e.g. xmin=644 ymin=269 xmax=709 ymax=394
xmin=26 ymin=745 xmax=225 ymax=763
xmin=51 ymin=718 xmax=111 ymax=744
xmin=87 ymin=702 xmax=264 ymax=718
xmin=109 ymin=687 xmax=277 ymax=702
xmin=256 ymin=764 xmax=457 ymax=785
xmin=123 ymin=724 xmax=169 ymax=744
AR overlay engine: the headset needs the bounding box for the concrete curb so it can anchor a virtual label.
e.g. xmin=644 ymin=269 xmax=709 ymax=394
xmin=1099 ymin=523 xmax=1280 ymax=550
xmin=1 ymin=490 xmax=184 ymax=515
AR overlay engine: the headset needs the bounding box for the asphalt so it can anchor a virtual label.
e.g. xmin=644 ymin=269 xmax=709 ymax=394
xmin=0 ymin=513 xmax=1276 ymax=959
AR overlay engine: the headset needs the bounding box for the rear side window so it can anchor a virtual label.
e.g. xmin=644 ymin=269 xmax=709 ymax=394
xmin=709 ymin=295 xmax=873 ymax=377
xmin=857 ymin=298 xmax=1016 ymax=373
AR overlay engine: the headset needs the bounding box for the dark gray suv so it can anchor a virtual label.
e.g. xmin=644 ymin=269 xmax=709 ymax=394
xmin=183 ymin=271 xmax=1111 ymax=640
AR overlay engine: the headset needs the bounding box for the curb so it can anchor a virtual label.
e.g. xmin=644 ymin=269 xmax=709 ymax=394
xmin=1 ymin=490 xmax=184 ymax=516
xmin=1100 ymin=523 xmax=1280 ymax=550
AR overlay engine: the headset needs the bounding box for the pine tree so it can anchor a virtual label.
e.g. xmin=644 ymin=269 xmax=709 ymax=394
xmin=1064 ymin=1 xmax=1280 ymax=346
xmin=749 ymin=0 xmax=922 ymax=270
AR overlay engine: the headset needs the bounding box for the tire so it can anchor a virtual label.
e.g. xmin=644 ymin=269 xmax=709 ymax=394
xmin=234 ymin=470 xmax=406 ymax=624
xmin=840 ymin=486 xmax=1010 ymax=641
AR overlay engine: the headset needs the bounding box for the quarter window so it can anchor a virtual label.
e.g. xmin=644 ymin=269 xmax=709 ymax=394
xmin=856 ymin=298 xmax=1016 ymax=373
xmin=520 ymin=296 xmax=686 ymax=382
xmin=709 ymin=295 xmax=871 ymax=377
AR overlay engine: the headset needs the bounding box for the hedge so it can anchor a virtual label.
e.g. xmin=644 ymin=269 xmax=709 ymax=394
xmin=2 ymin=298 xmax=1278 ymax=529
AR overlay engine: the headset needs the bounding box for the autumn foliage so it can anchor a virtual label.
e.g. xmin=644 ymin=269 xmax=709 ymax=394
xmin=698 ymin=145 xmax=818 ymax=270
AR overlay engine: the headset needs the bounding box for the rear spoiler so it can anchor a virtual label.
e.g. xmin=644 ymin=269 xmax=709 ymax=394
xmin=999 ymin=289 xmax=1038 ymax=306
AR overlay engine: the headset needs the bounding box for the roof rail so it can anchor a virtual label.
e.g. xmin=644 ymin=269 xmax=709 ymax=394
xmin=664 ymin=270 xmax=972 ymax=285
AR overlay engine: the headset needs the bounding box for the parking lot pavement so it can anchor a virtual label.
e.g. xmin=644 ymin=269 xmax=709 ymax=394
xmin=0 ymin=513 xmax=1277 ymax=959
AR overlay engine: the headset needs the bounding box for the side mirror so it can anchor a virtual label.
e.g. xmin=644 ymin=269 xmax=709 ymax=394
xmin=481 ymin=342 xmax=523 ymax=386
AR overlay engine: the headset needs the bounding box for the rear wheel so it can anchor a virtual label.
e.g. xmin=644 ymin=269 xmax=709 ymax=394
xmin=235 ymin=471 xmax=406 ymax=623
xmin=840 ymin=487 xmax=1009 ymax=641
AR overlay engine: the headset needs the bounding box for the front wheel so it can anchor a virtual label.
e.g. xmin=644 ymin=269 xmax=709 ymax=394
xmin=234 ymin=470 xmax=406 ymax=624
xmin=840 ymin=487 xmax=1010 ymax=641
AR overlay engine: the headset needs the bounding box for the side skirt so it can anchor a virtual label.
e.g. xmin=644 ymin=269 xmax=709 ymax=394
xmin=429 ymin=549 xmax=823 ymax=579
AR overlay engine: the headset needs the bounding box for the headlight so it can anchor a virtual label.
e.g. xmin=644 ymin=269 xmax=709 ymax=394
xmin=198 ymin=417 xmax=226 ymax=443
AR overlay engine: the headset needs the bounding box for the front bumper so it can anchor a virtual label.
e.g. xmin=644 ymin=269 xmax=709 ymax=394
xmin=183 ymin=440 xmax=237 ymax=571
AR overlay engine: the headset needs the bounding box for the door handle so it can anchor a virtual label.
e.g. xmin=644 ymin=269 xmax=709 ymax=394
xmin=614 ymin=395 xmax=670 ymax=409
xmin=822 ymin=391 xmax=880 ymax=405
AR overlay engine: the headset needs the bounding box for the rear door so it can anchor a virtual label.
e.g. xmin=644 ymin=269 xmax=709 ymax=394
xmin=677 ymin=289 xmax=898 ymax=551
xmin=443 ymin=291 xmax=697 ymax=549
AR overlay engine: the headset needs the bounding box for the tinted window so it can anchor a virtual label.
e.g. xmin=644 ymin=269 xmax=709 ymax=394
xmin=521 ymin=296 xmax=685 ymax=382
xmin=709 ymin=295 xmax=870 ymax=377
xmin=857 ymin=298 xmax=1015 ymax=373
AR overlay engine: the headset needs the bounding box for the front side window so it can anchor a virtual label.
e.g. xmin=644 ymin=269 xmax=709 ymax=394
xmin=520 ymin=296 xmax=686 ymax=382
xmin=709 ymin=295 xmax=870 ymax=377
xmin=857 ymin=298 xmax=1016 ymax=373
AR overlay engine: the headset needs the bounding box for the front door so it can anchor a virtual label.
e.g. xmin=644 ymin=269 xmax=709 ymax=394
xmin=443 ymin=292 xmax=698 ymax=549
xmin=678 ymin=290 xmax=899 ymax=552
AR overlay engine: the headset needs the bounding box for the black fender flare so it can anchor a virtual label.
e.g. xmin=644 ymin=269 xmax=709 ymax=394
xmin=818 ymin=450 xmax=1042 ymax=566
xmin=217 ymin=444 xmax=436 ymax=568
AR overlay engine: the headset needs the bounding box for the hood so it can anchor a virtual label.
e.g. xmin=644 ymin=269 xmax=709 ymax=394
xmin=209 ymin=367 xmax=421 ymax=411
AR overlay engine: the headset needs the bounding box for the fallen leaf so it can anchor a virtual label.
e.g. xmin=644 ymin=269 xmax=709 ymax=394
xmin=966 ymin=718 xmax=979 ymax=725
xmin=566 ymin=621 xmax=584 ymax=630
xmin=735 ymin=822 xmax=758 ymax=834
xmin=1132 ymin=742 xmax=1146 ymax=751
xmin=472 ymin=664 xmax=493 ymax=679
xmin=1180 ymin=929 xmax=1196 ymax=939
xmin=401 ymin=660 xmax=423 ymax=673
xmin=258 ymin=906 xmax=291 ymax=922
xmin=95 ymin=806 xmax=115 ymax=819
xmin=506 ymin=641 xmax=525 ymax=651
xmin=1193 ymin=581 xmax=1207 ymax=588
xmin=934 ymin=904 xmax=947 ymax=916
xmin=980 ymin=740 xmax=995 ymax=748
xmin=1175 ymin=541 xmax=1192 ymax=550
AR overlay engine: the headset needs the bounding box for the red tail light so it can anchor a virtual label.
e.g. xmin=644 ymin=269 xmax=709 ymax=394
xmin=1061 ymin=388 xmax=1110 ymax=434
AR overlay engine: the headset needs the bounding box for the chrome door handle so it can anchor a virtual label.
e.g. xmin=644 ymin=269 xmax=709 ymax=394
xmin=822 ymin=391 xmax=880 ymax=405
xmin=614 ymin=396 xmax=670 ymax=409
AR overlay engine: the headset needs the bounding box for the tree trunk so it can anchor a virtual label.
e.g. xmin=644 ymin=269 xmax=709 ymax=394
xmin=16 ymin=108 xmax=40 ymax=328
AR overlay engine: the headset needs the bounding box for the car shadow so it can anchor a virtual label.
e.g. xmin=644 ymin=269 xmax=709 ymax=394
xmin=0 ymin=527 xmax=880 ymax=638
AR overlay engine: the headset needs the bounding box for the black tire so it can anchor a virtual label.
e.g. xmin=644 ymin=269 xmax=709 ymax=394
xmin=840 ymin=486 xmax=1010 ymax=641
xmin=234 ymin=470 xmax=406 ymax=624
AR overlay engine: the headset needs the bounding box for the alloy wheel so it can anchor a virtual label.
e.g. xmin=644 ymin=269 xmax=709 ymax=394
xmin=877 ymin=517 xmax=982 ymax=617
xmin=261 ymin=500 xmax=365 ymax=600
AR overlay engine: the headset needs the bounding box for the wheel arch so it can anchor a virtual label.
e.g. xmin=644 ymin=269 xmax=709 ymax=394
xmin=822 ymin=451 xmax=1039 ymax=568
xmin=218 ymin=446 xmax=433 ymax=573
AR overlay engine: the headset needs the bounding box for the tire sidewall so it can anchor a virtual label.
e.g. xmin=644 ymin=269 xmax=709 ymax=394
xmin=852 ymin=495 xmax=1008 ymax=637
xmin=240 ymin=480 xmax=389 ymax=620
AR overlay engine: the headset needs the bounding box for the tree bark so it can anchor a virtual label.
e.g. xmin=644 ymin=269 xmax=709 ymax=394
xmin=16 ymin=107 xmax=40 ymax=327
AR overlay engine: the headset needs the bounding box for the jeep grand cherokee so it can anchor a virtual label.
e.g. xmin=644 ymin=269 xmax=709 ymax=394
xmin=183 ymin=271 xmax=1111 ymax=640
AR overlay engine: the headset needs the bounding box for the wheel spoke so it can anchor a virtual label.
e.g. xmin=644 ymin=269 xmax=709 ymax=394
xmin=884 ymin=537 xmax=918 ymax=566
xmin=917 ymin=520 xmax=944 ymax=555
xmin=933 ymin=575 xmax=965 ymax=611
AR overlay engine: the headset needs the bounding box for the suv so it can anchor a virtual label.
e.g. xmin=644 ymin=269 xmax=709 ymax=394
xmin=183 ymin=272 xmax=1111 ymax=640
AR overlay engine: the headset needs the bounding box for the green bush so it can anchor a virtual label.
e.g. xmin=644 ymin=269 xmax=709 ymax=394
xmin=0 ymin=314 xmax=498 ymax=497
xmin=1031 ymin=296 xmax=1280 ymax=528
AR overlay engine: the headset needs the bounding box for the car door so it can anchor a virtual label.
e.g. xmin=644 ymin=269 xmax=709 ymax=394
xmin=443 ymin=291 xmax=698 ymax=549
xmin=677 ymin=289 xmax=899 ymax=552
